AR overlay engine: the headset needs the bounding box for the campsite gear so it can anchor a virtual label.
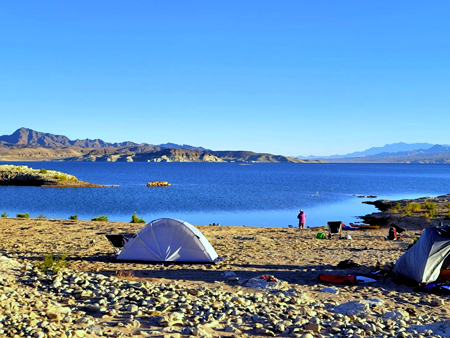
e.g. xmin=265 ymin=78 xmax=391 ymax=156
xmin=394 ymin=225 xmax=450 ymax=283
xmin=316 ymin=232 xmax=326 ymax=239
xmin=110 ymin=218 xmax=219 ymax=263
xmin=391 ymin=223 xmax=406 ymax=234
xmin=342 ymin=225 xmax=358 ymax=230
xmin=106 ymin=234 xmax=134 ymax=249
xmin=350 ymin=223 xmax=380 ymax=230
xmin=259 ymin=275 xmax=277 ymax=282
xmin=387 ymin=227 xmax=398 ymax=240
xmin=320 ymin=287 xmax=339 ymax=294
xmin=318 ymin=274 xmax=357 ymax=285
xmin=337 ymin=259 xmax=360 ymax=269
xmin=356 ymin=276 xmax=377 ymax=283
xmin=326 ymin=221 xmax=343 ymax=238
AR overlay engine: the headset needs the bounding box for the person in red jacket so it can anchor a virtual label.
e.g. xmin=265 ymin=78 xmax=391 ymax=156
xmin=297 ymin=210 xmax=307 ymax=229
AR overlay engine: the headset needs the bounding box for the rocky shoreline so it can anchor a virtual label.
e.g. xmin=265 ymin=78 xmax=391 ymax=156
xmin=1 ymin=217 xmax=450 ymax=337
xmin=360 ymin=194 xmax=450 ymax=230
xmin=0 ymin=165 xmax=105 ymax=187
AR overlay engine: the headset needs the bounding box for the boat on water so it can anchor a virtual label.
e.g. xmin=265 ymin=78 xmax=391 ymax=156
xmin=349 ymin=223 xmax=380 ymax=230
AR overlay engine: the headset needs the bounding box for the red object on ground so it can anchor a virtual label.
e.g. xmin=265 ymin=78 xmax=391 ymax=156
xmin=318 ymin=274 xmax=357 ymax=285
xmin=259 ymin=275 xmax=277 ymax=282
xmin=438 ymin=269 xmax=450 ymax=281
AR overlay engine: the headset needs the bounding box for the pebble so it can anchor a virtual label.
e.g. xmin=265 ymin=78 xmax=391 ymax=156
xmin=0 ymin=254 xmax=445 ymax=338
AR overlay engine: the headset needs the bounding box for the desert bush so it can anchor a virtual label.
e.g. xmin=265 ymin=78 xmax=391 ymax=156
xmin=388 ymin=207 xmax=399 ymax=214
xmin=116 ymin=269 xmax=135 ymax=277
xmin=16 ymin=213 xmax=29 ymax=218
xmin=406 ymin=210 xmax=412 ymax=217
xmin=36 ymin=252 xmax=68 ymax=273
xmin=1 ymin=211 xmax=7 ymax=218
xmin=404 ymin=202 xmax=421 ymax=212
xmin=68 ymin=214 xmax=78 ymax=220
xmin=37 ymin=214 xmax=46 ymax=219
xmin=40 ymin=168 xmax=47 ymax=174
xmin=131 ymin=212 xmax=145 ymax=224
xmin=92 ymin=215 xmax=108 ymax=222
xmin=424 ymin=202 xmax=437 ymax=218
xmin=396 ymin=202 xmax=401 ymax=210
xmin=53 ymin=174 xmax=67 ymax=181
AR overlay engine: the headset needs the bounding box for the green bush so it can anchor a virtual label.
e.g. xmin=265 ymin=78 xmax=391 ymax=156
xmin=91 ymin=215 xmax=108 ymax=222
xmin=37 ymin=214 xmax=46 ymax=219
xmin=40 ymin=168 xmax=47 ymax=174
xmin=68 ymin=214 xmax=78 ymax=220
xmin=53 ymin=174 xmax=67 ymax=181
xmin=17 ymin=213 xmax=29 ymax=218
xmin=404 ymin=202 xmax=421 ymax=212
xmin=131 ymin=212 xmax=146 ymax=223
xmin=406 ymin=210 xmax=412 ymax=217
xmin=424 ymin=201 xmax=437 ymax=218
xmin=396 ymin=202 xmax=401 ymax=210
xmin=1 ymin=211 xmax=7 ymax=218
xmin=36 ymin=252 xmax=68 ymax=273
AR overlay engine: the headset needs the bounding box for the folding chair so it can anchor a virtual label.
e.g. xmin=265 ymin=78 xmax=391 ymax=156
xmin=326 ymin=221 xmax=343 ymax=239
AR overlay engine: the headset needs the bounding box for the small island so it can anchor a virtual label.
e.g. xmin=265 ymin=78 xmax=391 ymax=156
xmin=0 ymin=165 xmax=105 ymax=187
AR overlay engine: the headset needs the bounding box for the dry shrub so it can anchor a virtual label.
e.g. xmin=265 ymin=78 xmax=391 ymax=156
xmin=116 ymin=269 xmax=135 ymax=278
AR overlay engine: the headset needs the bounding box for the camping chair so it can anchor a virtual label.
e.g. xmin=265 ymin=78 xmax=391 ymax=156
xmin=105 ymin=234 xmax=134 ymax=253
xmin=326 ymin=221 xmax=343 ymax=239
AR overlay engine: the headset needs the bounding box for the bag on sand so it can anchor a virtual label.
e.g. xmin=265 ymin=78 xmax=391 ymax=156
xmin=318 ymin=274 xmax=357 ymax=285
xmin=316 ymin=232 xmax=325 ymax=239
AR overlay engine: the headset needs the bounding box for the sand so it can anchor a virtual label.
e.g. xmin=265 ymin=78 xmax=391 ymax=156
xmin=0 ymin=217 xmax=447 ymax=308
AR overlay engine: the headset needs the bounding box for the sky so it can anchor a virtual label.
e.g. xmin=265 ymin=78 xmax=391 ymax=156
xmin=0 ymin=1 xmax=449 ymax=156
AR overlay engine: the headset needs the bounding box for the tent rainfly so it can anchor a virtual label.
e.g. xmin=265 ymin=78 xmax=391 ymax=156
xmin=115 ymin=218 xmax=219 ymax=263
xmin=394 ymin=225 xmax=450 ymax=283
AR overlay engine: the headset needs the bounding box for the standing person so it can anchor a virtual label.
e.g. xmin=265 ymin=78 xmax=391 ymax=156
xmin=297 ymin=210 xmax=307 ymax=229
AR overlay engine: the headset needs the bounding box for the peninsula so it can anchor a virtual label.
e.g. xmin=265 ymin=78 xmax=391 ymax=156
xmin=0 ymin=164 xmax=105 ymax=187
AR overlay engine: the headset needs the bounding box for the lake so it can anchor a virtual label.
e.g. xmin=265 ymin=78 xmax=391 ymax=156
xmin=1 ymin=162 xmax=449 ymax=227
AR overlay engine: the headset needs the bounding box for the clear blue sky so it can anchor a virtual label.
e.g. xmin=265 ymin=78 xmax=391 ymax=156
xmin=1 ymin=1 xmax=449 ymax=156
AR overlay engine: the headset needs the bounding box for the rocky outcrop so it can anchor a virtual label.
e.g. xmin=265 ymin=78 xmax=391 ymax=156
xmin=0 ymin=165 xmax=105 ymax=187
xmin=360 ymin=194 xmax=450 ymax=229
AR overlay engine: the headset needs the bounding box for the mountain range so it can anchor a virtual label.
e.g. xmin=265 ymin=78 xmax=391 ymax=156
xmin=0 ymin=128 xmax=313 ymax=163
xmin=304 ymin=143 xmax=450 ymax=164
xmin=1 ymin=127 xmax=450 ymax=163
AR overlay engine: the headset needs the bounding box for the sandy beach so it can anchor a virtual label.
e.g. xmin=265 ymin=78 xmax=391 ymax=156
xmin=0 ymin=216 xmax=449 ymax=337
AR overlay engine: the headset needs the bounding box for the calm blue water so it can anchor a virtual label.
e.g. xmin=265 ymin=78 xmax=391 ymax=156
xmin=0 ymin=162 xmax=449 ymax=227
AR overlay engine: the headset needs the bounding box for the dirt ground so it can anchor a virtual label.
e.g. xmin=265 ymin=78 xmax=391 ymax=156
xmin=0 ymin=216 xmax=448 ymax=318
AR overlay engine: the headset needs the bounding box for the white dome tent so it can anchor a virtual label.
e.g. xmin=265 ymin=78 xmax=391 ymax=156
xmin=114 ymin=218 xmax=219 ymax=263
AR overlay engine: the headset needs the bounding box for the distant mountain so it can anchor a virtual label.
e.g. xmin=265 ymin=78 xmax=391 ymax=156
xmin=297 ymin=142 xmax=437 ymax=159
xmin=336 ymin=142 xmax=437 ymax=158
xmin=157 ymin=142 xmax=209 ymax=151
xmin=0 ymin=127 xmax=312 ymax=163
xmin=0 ymin=127 xmax=139 ymax=148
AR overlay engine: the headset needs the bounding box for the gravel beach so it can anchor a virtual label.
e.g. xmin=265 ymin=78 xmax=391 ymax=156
xmin=0 ymin=217 xmax=449 ymax=337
